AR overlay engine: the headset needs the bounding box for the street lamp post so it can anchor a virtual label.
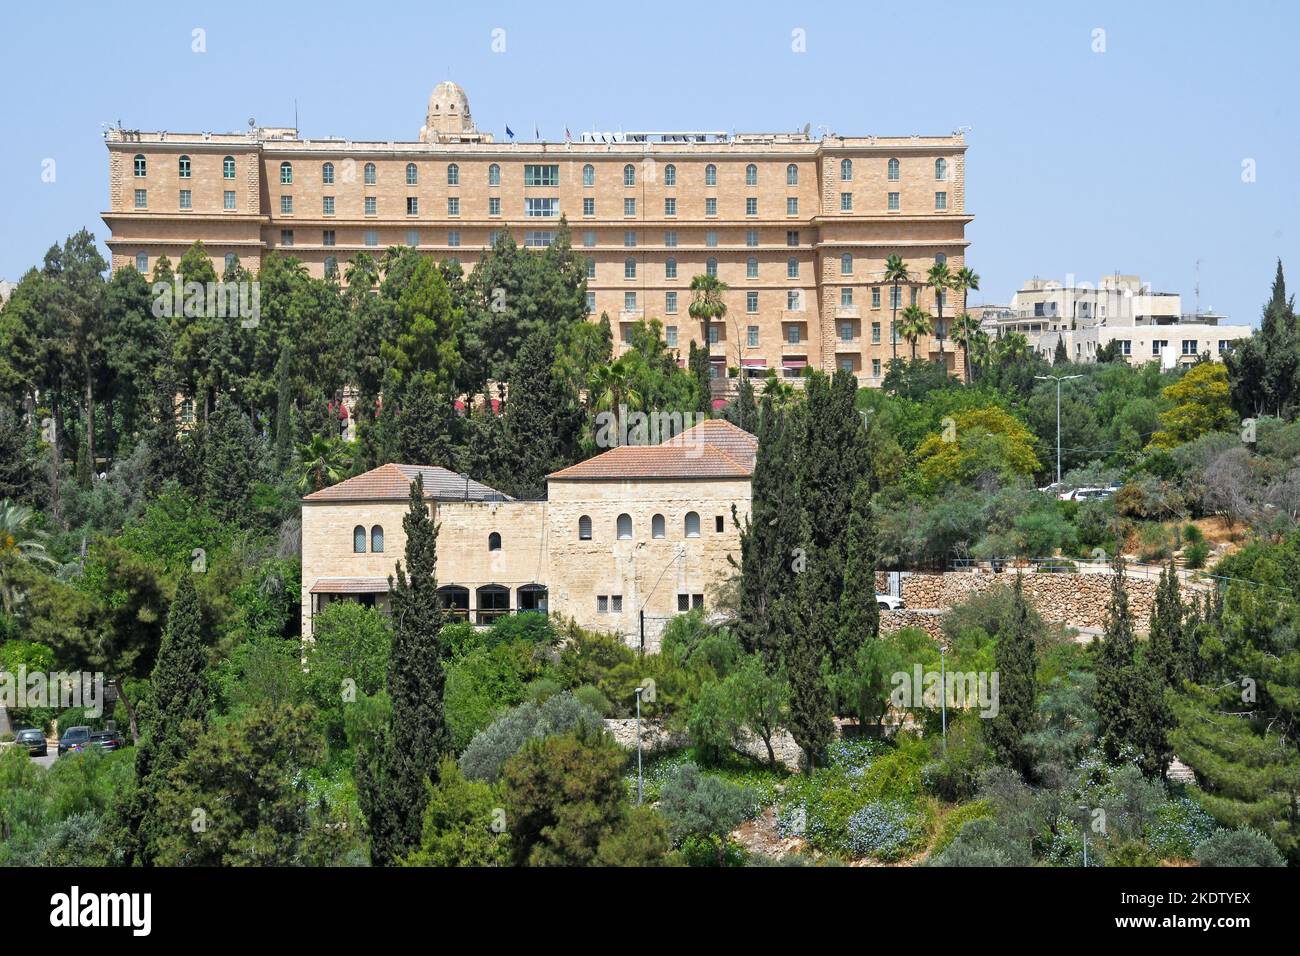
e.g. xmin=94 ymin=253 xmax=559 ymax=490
xmin=939 ymin=644 xmax=948 ymax=755
xmin=1035 ymin=373 xmax=1083 ymax=486
xmin=634 ymin=686 xmax=644 ymax=805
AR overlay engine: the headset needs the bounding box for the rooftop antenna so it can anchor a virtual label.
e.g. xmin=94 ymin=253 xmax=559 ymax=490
xmin=802 ymin=122 xmax=811 ymax=137
xmin=294 ymin=99 xmax=299 ymax=132
xmin=1194 ymin=257 xmax=1202 ymax=316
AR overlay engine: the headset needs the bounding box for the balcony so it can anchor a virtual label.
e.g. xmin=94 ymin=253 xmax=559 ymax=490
xmin=835 ymin=337 xmax=862 ymax=352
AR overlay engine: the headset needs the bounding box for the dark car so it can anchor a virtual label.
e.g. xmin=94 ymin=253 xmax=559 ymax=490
xmin=57 ymin=726 xmax=91 ymax=756
xmin=15 ymin=728 xmax=47 ymax=757
xmin=88 ymin=730 xmax=126 ymax=753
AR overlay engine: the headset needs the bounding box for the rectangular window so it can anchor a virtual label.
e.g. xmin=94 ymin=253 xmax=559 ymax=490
xmin=406 ymin=196 xmax=418 ymax=216
xmin=624 ymin=259 xmax=636 ymax=279
xmin=624 ymin=292 xmax=637 ymax=310
xmin=135 ymin=188 xmax=147 ymax=209
xmin=888 ymin=192 xmax=900 ymax=211
xmin=706 ymin=230 xmax=718 ymax=248
xmin=664 ymin=230 xmax=677 ymax=247
xmin=787 ymin=325 xmax=800 ymax=345
xmin=364 ymin=196 xmax=377 ymax=216
xmin=747 ymin=291 xmax=758 ymax=313
xmin=677 ymin=594 xmax=689 ymax=613
xmin=583 ymin=197 xmax=595 ymax=216
xmin=746 ymin=229 xmax=759 ymax=247
xmin=610 ymin=594 xmax=623 ymax=613
xmin=448 ymin=230 xmax=460 ymax=247
xmin=448 ymin=197 xmax=460 ymax=216
xmin=323 ymin=229 xmax=336 ymax=246
xmin=406 ymin=229 xmax=420 ymax=247
xmin=746 ymin=197 xmax=757 ymax=216
xmin=705 ymin=197 xmax=717 ymax=216
xmin=223 ymin=190 xmax=235 ymax=210
xmin=597 ymin=595 xmax=609 ymax=614
xmin=489 ymin=197 xmax=501 ymax=216
xmin=524 ymin=231 xmax=555 ymax=247
xmin=748 ymin=325 xmax=759 ymax=347
xmin=180 ymin=190 xmax=193 ymax=210
xmin=841 ymin=287 xmax=853 ymax=307
xmin=586 ymin=291 xmax=596 ymax=312
xmin=873 ymin=358 xmax=882 ymax=377
xmin=890 ymin=286 xmax=902 ymax=309
xmin=664 ymin=197 xmax=676 ymax=216
xmin=665 ymin=291 xmax=678 ymax=313
xmin=585 ymin=258 xmax=596 ymax=279
xmin=364 ymin=229 xmax=378 ymax=246
xmin=525 ymin=197 xmax=558 ymax=218
xmin=786 ymin=197 xmax=798 ymax=216
xmin=624 ymin=230 xmax=637 ymax=247
xmin=935 ymin=191 xmax=948 ymax=210
xmin=872 ymin=321 xmax=881 ymax=343
xmin=840 ymin=322 xmax=853 ymax=341
xmin=746 ymin=259 xmax=759 ymax=279
xmin=666 ymin=325 xmax=678 ymax=347
xmin=872 ymin=287 xmax=882 ymax=309
xmin=910 ymin=287 xmax=918 ymax=306
xmin=840 ymin=192 xmax=853 ymax=211
xmin=787 ymin=260 xmax=799 ymax=279
xmin=1119 ymin=339 xmax=1131 ymax=355
xmin=1182 ymin=339 xmax=1198 ymax=355
xmin=280 ymin=229 xmax=294 ymax=247
xmin=786 ymin=230 xmax=799 ymax=247
xmin=583 ymin=230 xmax=596 ymax=247
xmin=523 ymin=164 xmax=560 ymax=186
xmin=708 ymin=326 xmax=720 ymax=345
xmin=665 ymin=259 xmax=677 ymax=279
xmin=787 ymin=290 xmax=801 ymax=310
xmin=624 ymin=197 xmax=636 ymax=216
xmin=693 ymin=594 xmax=704 ymax=610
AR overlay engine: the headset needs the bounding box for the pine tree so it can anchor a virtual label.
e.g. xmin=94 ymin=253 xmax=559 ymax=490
xmin=988 ymin=574 xmax=1038 ymax=777
xmin=123 ymin=572 xmax=210 ymax=865
xmin=199 ymin=401 xmax=265 ymax=526
xmin=272 ymin=341 xmax=295 ymax=471
xmin=1095 ymin=557 xmax=1139 ymax=762
xmin=396 ymin=375 xmax=456 ymax=467
xmin=361 ymin=474 xmax=450 ymax=864
xmin=0 ymin=406 xmax=33 ymax=503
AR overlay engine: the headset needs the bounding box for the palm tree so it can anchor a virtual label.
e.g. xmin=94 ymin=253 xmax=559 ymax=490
xmin=953 ymin=266 xmax=981 ymax=316
xmin=997 ymin=331 xmax=1031 ymax=365
xmin=926 ymin=261 xmax=953 ymax=363
xmin=883 ymin=254 xmax=910 ymax=365
xmin=688 ymin=274 xmax=729 ymax=366
xmin=898 ymin=305 xmax=933 ymax=362
xmin=0 ymin=500 xmax=57 ymax=615
xmin=950 ymin=312 xmax=982 ymax=384
xmin=294 ymin=434 xmax=352 ymax=494
xmin=588 ymin=356 xmax=643 ymax=444
xmin=966 ymin=330 xmax=993 ymax=381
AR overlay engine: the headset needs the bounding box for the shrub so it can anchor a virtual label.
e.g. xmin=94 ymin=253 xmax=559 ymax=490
xmin=402 ymin=757 xmax=509 ymax=867
xmin=926 ymin=818 xmax=1025 ymax=867
xmin=922 ymin=717 xmax=993 ymax=801
xmin=1147 ymin=796 xmax=1217 ymax=860
xmin=557 ymin=628 xmax=636 ymax=690
xmin=1194 ymin=828 xmax=1286 ymax=867
xmin=678 ymin=833 xmax=748 ymax=867
xmin=687 ymin=680 xmax=741 ymax=765
xmin=1136 ymin=523 xmax=1173 ymax=562
xmin=1183 ymin=540 xmax=1210 ymax=569
xmin=459 ymin=692 xmax=604 ymax=783
xmin=573 ymin=683 xmax=612 ymax=716
xmin=930 ymin=800 xmax=994 ymax=856
xmin=845 ymin=800 xmax=922 ymax=860
xmin=444 ymin=643 xmax=532 ymax=750
xmin=525 ymin=677 xmax=562 ymax=705
xmin=656 ymin=763 xmax=758 ymax=845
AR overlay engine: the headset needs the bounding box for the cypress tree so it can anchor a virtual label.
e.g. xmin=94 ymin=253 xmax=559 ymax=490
xmin=272 ymin=341 xmax=295 ymax=471
xmin=362 ymin=474 xmax=450 ymax=864
xmin=504 ymin=328 xmax=576 ymax=497
xmin=831 ymin=479 xmax=879 ymax=670
xmin=1133 ymin=651 xmax=1176 ymax=779
xmin=987 ymin=574 xmax=1038 ymax=777
xmin=729 ymin=376 xmax=758 ymax=434
xmin=199 ymin=402 xmax=264 ymax=526
xmin=396 ymin=375 xmax=456 ymax=467
xmin=687 ymin=341 xmax=712 ymax=415
xmin=1053 ymin=334 xmax=1068 ymax=366
xmin=1147 ymin=563 xmax=1183 ymax=687
xmin=123 ymin=572 xmax=210 ymax=865
xmin=1095 ymin=557 xmax=1139 ymax=762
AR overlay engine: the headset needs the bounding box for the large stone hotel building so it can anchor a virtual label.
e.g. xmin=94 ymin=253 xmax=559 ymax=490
xmin=103 ymin=82 xmax=972 ymax=386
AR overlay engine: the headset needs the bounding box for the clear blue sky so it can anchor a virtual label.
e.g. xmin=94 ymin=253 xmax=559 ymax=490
xmin=2 ymin=0 xmax=1295 ymax=326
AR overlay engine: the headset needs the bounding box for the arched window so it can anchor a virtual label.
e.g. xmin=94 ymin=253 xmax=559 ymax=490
xmin=579 ymin=515 xmax=593 ymax=540
xmin=706 ymin=257 xmax=718 ymax=278
xmin=665 ymin=257 xmax=677 ymax=279
xmin=583 ymin=163 xmax=595 ymax=186
xmin=617 ymin=513 xmax=633 ymax=540
xmin=135 ymin=252 xmax=148 ymax=273
xmin=324 ymin=256 xmax=338 ymax=279
xmin=840 ymin=158 xmax=853 ymax=181
xmin=664 ymin=163 xmax=676 ymax=186
xmin=364 ymin=162 xmax=376 ymax=185
xmin=222 ymin=156 xmax=235 ymax=179
xmin=178 ymin=155 xmax=192 ymax=179
xmin=279 ymin=161 xmax=293 ymax=184
xmin=747 ymin=257 xmax=758 ymax=278
xmin=406 ymin=162 xmax=418 ymax=186
xmin=786 ymin=163 xmax=798 ymax=186
xmin=371 ymin=525 xmax=384 ymax=552
xmin=623 ymin=163 xmax=635 ymax=187
xmin=624 ymin=257 xmax=637 ymax=279
xmin=745 ymin=163 xmax=758 ymax=186
xmin=935 ymin=158 xmax=948 ymax=181
xmin=447 ymin=163 xmax=459 ymax=185
xmin=787 ymin=257 xmax=799 ymax=278
xmin=224 ymin=252 xmax=237 ymax=272
xmin=887 ymin=158 xmax=900 ymax=181
xmin=488 ymin=163 xmax=500 ymax=186
xmin=133 ymin=154 xmax=147 ymax=177
xmin=841 ymin=253 xmax=853 ymax=275
xmin=705 ymin=164 xmax=717 ymax=186
xmin=935 ymin=252 xmax=947 ymax=266
xmin=685 ymin=512 xmax=701 ymax=538
xmin=353 ymin=525 xmax=367 ymax=553
xmin=652 ymin=514 xmax=666 ymax=539
xmin=488 ymin=531 xmax=501 ymax=551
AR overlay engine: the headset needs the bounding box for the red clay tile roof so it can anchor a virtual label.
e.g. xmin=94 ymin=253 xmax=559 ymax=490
xmin=309 ymin=577 xmax=392 ymax=594
xmin=548 ymin=418 xmax=757 ymax=481
xmin=303 ymin=463 xmax=509 ymax=502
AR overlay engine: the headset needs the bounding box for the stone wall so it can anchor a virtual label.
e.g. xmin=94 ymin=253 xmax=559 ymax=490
xmin=874 ymin=569 xmax=1162 ymax=631
xmin=603 ymin=718 xmax=804 ymax=772
xmin=879 ymin=609 xmax=945 ymax=640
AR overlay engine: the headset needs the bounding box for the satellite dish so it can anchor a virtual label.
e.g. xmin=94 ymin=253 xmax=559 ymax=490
xmin=802 ymin=122 xmax=811 ymax=136
xmin=248 ymin=117 xmax=256 ymax=128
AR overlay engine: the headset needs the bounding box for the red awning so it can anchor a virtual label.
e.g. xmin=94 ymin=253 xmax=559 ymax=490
xmin=741 ymin=358 xmax=767 ymax=368
xmin=711 ymin=398 xmax=727 ymax=410
xmin=782 ymin=359 xmax=808 ymax=368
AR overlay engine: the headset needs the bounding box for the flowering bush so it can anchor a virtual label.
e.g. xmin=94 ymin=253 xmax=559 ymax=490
xmin=845 ymin=800 xmax=922 ymax=860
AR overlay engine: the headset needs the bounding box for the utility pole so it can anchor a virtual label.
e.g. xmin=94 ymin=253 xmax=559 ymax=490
xmin=1035 ymin=373 xmax=1082 ymax=486
xmin=634 ymin=686 xmax=645 ymax=805
xmin=939 ymin=644 xmax=948 ymax=755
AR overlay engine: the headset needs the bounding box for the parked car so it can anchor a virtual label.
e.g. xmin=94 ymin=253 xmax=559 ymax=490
xmin=876 ymin=593 xmax=905 ymax=611
xmin=15 ymin=728 xmax=47 ymax=757
xmin=88 ymin=730 xmax=126 ymax=753
xmin=57 ymin=726 xmax=91 ymax=756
